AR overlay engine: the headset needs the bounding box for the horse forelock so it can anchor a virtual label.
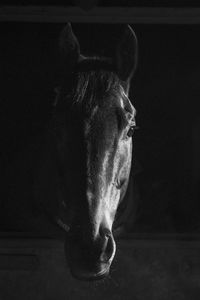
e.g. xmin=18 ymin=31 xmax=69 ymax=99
xmin=55 ymin=57 xmax=127 ymax=112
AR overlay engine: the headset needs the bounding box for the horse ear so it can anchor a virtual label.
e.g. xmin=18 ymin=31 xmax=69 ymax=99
xmin=115 ymin=25 xmax=138 ymax=83
xmin=59 ymin=23 xmax=81 ymax=69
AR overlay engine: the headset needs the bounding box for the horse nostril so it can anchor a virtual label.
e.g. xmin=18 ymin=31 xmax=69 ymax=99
xmin=99 ymin=231 xmax=115 ymax=263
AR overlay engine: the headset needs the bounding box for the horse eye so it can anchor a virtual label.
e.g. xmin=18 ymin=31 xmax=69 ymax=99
xmin=127 ymin=125 xmax=139 ymax=138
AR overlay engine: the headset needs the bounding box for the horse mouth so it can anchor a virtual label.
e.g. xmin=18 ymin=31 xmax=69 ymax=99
xmin=64 ymin=237 xmax=113 ymax=281
xmin=70 ymin=262 xmax=110 ymax=281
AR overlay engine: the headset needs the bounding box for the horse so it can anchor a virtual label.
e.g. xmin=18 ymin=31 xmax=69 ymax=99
xmin=3 ymin=23 xmax=138 ymax=281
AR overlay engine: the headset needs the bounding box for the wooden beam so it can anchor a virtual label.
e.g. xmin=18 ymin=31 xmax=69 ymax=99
xmin=1 ymin=6 xmax=200 ymax=23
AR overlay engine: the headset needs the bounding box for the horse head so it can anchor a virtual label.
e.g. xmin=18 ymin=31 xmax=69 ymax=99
xmin=52 ymin=23 xmax=138 ymax=280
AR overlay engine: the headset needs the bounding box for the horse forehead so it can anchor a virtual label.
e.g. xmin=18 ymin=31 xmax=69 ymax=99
xmin=88 ymin=89 xmax=128 ymax=118
xmin=87 ymin=100 xmax=119 ymax=128
xmin=83 ymin=87 xmax=135 ymax=135
xmin=83 ymin=105 xmax=117 ymax=143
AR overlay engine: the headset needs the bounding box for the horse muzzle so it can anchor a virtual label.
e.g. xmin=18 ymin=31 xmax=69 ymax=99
xmin=65 ymin=228 xmax=116 ymax=281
